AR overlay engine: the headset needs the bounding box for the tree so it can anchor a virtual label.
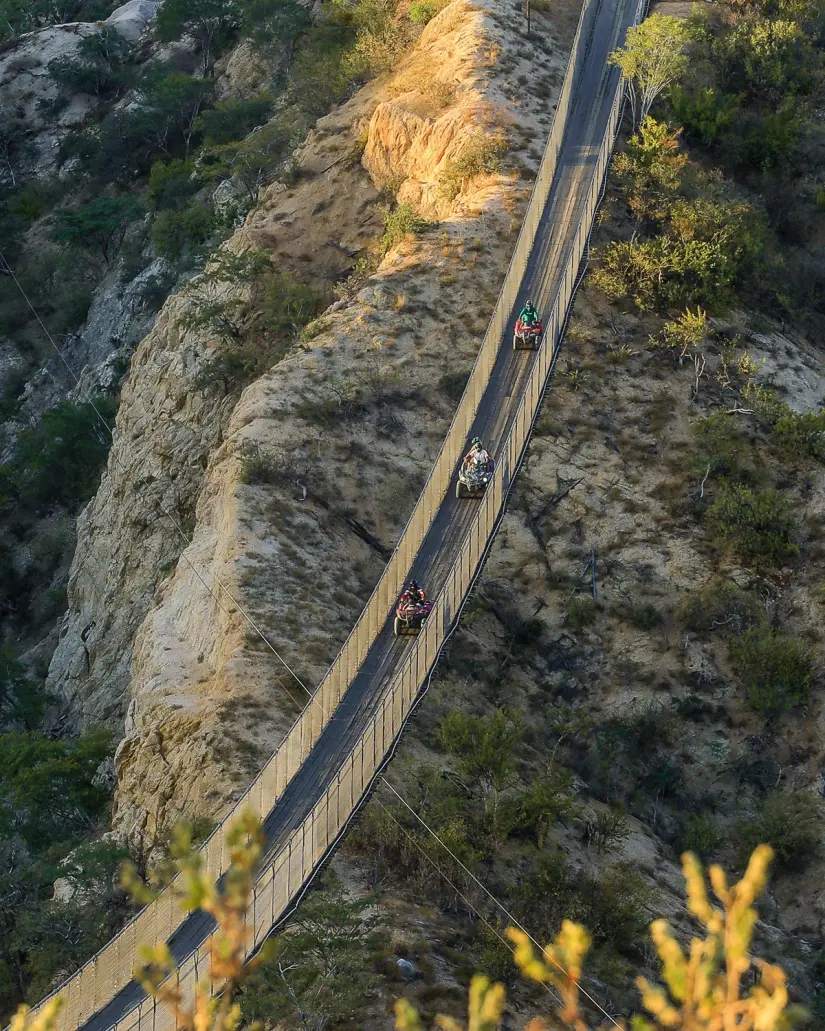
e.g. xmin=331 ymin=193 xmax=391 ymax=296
xmin=132 ymin=68 xmax=214 ymax=156
xmin=613 ymin=116 xmax=686 ymax=220
xmin=51 ymin=196 xmax=143 ymax=267
xmin=148 ymin=159 xmax=202 ymax=210
xmin=609 ymin=14 xmax=690 ymax=127
xmin=155 ymin=0 xmax=240 ymax=75
xmin=239 ymin=876 xmax=386 ymax=1031
xmin=0 ymin=730 xmax=113 ymax=849
xmin=195 ymin=94 xmax=273 ymax=146
xmin=238 ymin=0 xmax=309 ymax=47
xmin=12 ymin=398 xmax=118 ymax=510
xmin=48 ymin=28 xmax=134 ymax=98
xmin=0 ymin=113 xmax=36 ymax=190
xmin=177 ymin=248 xmax=271 ymax=339
xmin=438 ymin=709 xmax=524 ymax=820
xmin=203 ymin=117 xmax=298 ymax=205
xmin=0 ymin=650 xmax=50 ymax=731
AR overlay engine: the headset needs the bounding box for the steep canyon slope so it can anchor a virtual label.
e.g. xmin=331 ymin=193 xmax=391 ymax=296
xmin=47 ymin=0 xmax=571 ymax=852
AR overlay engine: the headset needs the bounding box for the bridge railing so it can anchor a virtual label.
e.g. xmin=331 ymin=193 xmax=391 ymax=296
xmin=27 ymin=0 xmax=642 ymax=1025
xmin=81 ymin=2 xmax=643 ymax=1028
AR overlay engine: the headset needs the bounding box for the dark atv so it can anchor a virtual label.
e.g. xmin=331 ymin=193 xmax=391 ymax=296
xmin=394 ymin=595 xmax=433 ymax=636
xmin=456 ymin=457 xmax=494 ymax=499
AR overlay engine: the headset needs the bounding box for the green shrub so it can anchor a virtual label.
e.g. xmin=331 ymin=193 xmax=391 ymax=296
xmin=613 ymin=116 xmax=686 ymax=220
xmin=239 ymin=0 xmax=310 ymax=45
xmin=771 ymin=407 xmax=825 ymax=462
xmin=196 ymin=339 xmax=290 ymax=393
xmin=51 ymin=284 xmax=94 ymax=333
xmin=681 ymin=812 xmax=722 ymax=860
xmin=259 ymin=273 xmax=321 ymax=336
xmin=593 ymin=195 xmax=767 ymax=311
xmin=438 ymin=132 xmax=507 ymax=201
xmin=7 ymin=179 xmax=62 ymax=223
xmin=66 ymin=70 xmax=214 ymax=183
xmin=196 ymin=94 xmax=273 ymax=145
xmin=338 ymin=0 xmax=413 ymax=77
xmin=348 ymin=765 xmax=484 ymax=896
xmin=408 ymin=0 xmax=447 ymax=23
xmin=574 ymin=864 xmax=652 ymax=955
xmin=732 ymin=627 xmax=814 ymax=717
xmin=590 ymin=807 xmax=631 ymax=852
xmin=239 ymin=447 xmax=284 ymax=486
xmin=669 ymin=85 xmax=740 ymax=146
xmin=734 ymin=790 xmax=822 ymax=873
xmin=0 ymin=729 xmax=113 ymax=849
xmin=622 ymin=602 xmax=663 ymax=630
xmin=148 ymin=158 xmax=202 ymax=210
xmin=152 ymin=202 xmax=215 ymax=259
xmin=438 ymin=709 xmax=523 ymax=819
xmin=51 ymin=195 xmax=144 ymax=266
xmin=659 ymin=306 xmax=708 ymax=357
xmin=498 ymin=766 xmax=578 ymax=845
xmin=48 ymin=28 xmax=134 ymax=97
xmin=679 ymin=580 xmax=764 ymax=635
xmin=0 ymin=649 xmax=51 ymax=731
xmin=240 ymin=875 xmax=386 ymax=1031
xmin=10 ymin=398 xmax=118 ymax=512
xmin=567 ymin=595 xmax=596 ymax=629
xmin=706 ymin=483 xmax=797 ymax=565
xmin=202 ymin=115 xmax=297 ymax=205
xmin=380 ymin=202 xmax=427 ymax=253
xmin=289 ymin=22 xmax=355 ymax=117
xmin=734 ymin=102 xmax=805 ymax=172
xmin=155 ymin=0 xmax=240 ymax=75
xmin=690 ymin=412 xmax=761 ymax=485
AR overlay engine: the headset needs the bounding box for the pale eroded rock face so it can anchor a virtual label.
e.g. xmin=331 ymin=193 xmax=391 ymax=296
xmin=0 ymin=24 xmax=100 ymax=172
xmin=49 ymin=0 xmax=568 ymax=850
xmin=47 ymin=296 xmax=239 ymax=728
xmin=103 ymin=0 xmax=162 ymax=43
xmin=214 ymin=39 xmax=274 ymax=100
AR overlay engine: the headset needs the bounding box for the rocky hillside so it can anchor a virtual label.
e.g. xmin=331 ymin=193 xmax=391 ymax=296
xmin=48 ymin=0 xmax=571 ymax=852
xmin=0 ymin=0 xmax=569 ymax=1011
xmin=4 ymin=0 xmax=825 ymax=1025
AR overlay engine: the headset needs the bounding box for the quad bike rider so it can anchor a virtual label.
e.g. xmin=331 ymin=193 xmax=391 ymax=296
xmin=394 ymin=579 xmax=433 ymax=636
xmin=514 ymin=299 xmax=543 ymax=350
xmin=457 ymin=436 xmax=494 ymax=499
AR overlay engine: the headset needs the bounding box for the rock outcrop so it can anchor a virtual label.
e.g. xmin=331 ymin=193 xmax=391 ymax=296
xmin=0 ymin=0 xmax=161 ymax=174
xmin=0 ymin=24 xmax=100 ymax=172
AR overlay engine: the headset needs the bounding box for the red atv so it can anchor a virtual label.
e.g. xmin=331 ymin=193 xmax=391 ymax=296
xmin=513 ymin=317 xmax=543 ymax=350
xmin=394 ymin=594 xmax=433 ymax=636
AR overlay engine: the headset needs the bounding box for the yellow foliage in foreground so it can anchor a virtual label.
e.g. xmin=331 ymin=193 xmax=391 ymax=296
xmin=396 ymin=844 xmax=806 ymax=1031
xmin=6 ymin=822 xmax=805 ymax=1031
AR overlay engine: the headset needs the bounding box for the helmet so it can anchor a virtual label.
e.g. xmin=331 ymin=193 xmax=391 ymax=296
xmin=408 ymin=579 xmax=418 ymax=592
xmin=472 ymin=436 xmax=482 ymax=448
xmin=526 ymin=299 xmax=535 ymax=309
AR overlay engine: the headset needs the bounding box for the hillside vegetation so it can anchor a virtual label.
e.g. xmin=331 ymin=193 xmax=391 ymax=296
xmin=333 ymin=0 xmax=825 ymax=1024
xmin=2 ymin=0 xmax=825 ymax=1026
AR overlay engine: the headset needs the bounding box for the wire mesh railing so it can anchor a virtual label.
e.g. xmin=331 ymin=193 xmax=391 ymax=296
xmin=25 ymin=0 xmax=643 ymax=1025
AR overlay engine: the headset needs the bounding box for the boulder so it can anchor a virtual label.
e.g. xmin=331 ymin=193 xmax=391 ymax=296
xmin=103 ymin=0 xmax=163 ymax=42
